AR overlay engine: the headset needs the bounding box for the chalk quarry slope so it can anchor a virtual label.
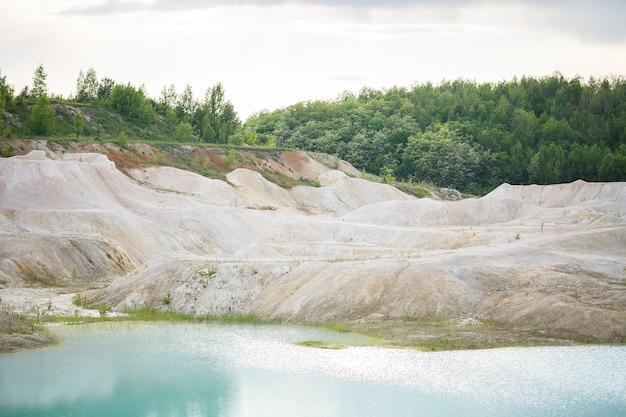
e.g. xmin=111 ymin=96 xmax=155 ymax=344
xmin=1 ymin=149 xmax=625 ymax=342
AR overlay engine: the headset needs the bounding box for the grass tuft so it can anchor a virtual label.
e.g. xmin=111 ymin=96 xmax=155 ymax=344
xmin=296 ymin=340 xmax=344 ymax=349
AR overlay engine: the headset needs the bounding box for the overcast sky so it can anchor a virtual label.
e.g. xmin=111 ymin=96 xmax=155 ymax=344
xmin=1 ymin=0 xmax=625 ymax=120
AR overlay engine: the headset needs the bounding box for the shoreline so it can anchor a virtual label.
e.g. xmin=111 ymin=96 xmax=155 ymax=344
xmin=1 ymin=286 xmax=622 ymax=354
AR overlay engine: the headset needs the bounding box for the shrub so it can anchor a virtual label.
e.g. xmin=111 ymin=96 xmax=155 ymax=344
xmin=117 ymin=130 xmax=129 ymax=148
xmin=162 ymin=292 xmax=172 ymax=305
xmin=98 ymin=302 xmax=111 ymax=317
xmin=0 ymin=144 xmax=13 ymax=157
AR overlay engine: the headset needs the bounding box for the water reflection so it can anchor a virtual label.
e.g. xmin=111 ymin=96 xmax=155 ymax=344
xmin=0 ymin=322 xmax=624 ymax=417
xmin=1 ymin=323 xmax=235 ymax=417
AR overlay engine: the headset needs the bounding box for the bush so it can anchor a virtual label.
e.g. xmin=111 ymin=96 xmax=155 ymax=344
xmin=176 ymin=121 xmax=193 ymax=142
xmin=117 ymin=130 xmax=129 ymax=148
xmin=162 ymin=292 xmax=172 ymax=305
xmin=98 ymin=302 xmax=111 ymax=317
xmin=0 ymin=144 xmax=13 ymax=157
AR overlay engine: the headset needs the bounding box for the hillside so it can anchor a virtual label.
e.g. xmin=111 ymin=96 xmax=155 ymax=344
xmin=3 ymin=73 xmax=625 ymax=196
xmin=1 ymin=139 xmax=625 ymax=350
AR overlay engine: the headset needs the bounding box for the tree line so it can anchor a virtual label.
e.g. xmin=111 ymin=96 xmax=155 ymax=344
xmin=1 ymin=65 xmax=625 ymax=192
xmin=0 ymin=65 xmax=241 ymax=144
xmin=244 ymin=73 xmax=626 ymax=192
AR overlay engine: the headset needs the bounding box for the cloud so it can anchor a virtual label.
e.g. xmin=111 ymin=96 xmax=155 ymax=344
xmin=58 ymin=0 xmax=150 ymax=15
xmin=56 ymin=0 xmax=626 ymax=44
xmin=296 ymin=21 xmax=473 ymax=39
xmin=546 ymin=0 xmax=626 ymax=43
xmin=57 ymin=0 xmax=472 ymax=16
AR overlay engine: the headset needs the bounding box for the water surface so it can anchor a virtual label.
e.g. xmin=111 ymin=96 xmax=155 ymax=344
xmin=0 ymin=322 xmax=624 ymax=416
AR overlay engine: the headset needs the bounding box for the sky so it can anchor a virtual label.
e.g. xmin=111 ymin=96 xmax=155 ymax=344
xmin=1 ymin=0 xmax=626 ymax=120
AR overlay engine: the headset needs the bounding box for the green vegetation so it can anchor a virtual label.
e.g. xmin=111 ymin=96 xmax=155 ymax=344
xmin=74 ymin=113 xmax=83 ymax=137
xmin=245 ymin=73 xmax=626 ymax=193
xmin=27 ymin=94 xmax=55 ymax=135
xmin=161 ymin=292 xmax=172 ymax=305
xmin=117 ymin=130 xmax=129 ymax=148
xmin=118 ymin=305 xmax=279 ymax=325
xmin=296 ymin=340 xmax=345 ymax=349
xmin=259 ymin=169 xmax=321 ymax=188
xmin=411 ymin=339 xmax=515 ymax=351
xmin=0 ymin=65 xmax=240 ymax=145
xmin=1 ymin=65 xmax=625 ymax=193
xmin=0 ymin=143 xmax=13 ymax=157
xmin=98 ymin=302 xmax=111 ymax=317
xmin=72 ymin=293 xmax=84 ymax=307
xmin=0 ymin=298 xmax=54 ymax=353
xmin=22 ymin=272 xmax=65 ymax=287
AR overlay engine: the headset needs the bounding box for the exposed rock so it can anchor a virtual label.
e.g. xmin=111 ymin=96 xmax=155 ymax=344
xmin=0 ymin=143 xmax=625 ymax=347
xmin=0 ymin=312 xmax=55 ymax=353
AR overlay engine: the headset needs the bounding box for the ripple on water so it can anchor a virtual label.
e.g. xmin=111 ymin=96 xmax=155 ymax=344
xmin=1 ymin=323 xmax=624 ymax=417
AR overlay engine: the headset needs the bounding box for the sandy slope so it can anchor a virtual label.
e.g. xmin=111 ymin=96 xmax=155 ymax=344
xmin=1 ymin=149 xmax=625 ymax=343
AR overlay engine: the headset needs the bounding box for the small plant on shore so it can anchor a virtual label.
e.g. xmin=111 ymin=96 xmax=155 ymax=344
xmin=514 ymin=233 xmax=521 ymax=240
xmin=297 ymin=340 xmax=344 ymax=349
xmin=72 ymin=293 xmax=85 ymax=307
xmin=23 ymin=272 xmax=65 ymax=287
xmin=330 ymin=322 xmax=351 ymax=333
xmin=119 ymin=305 xmax=276 ymax=325
xmin=162 ymin=292 xmax=172 ymax=305
xmin=98 ymin=302 xmax=111 ymax=317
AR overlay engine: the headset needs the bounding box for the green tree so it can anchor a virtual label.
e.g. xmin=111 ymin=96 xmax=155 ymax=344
xmin=109 ymin=83 xmax=154 ymax=123
xmin=110 ymin=83 xmax=139 ymax=116
xmin=200 ymin=83 xmax=240 ymax=143
xmin=28 ymin=94 xmax=55 ymax=135
xmin=217 ymin=101 xmax=240 ymax=143
xmin=540 ymin=116 xmax=580 ymax=144
xmin=0 ymin=70 xmax=14 ymax=111
xmin=403 ymin=124 xmax=479 ymax=190
xmin=566 ymin=142 xmax=606 ymax=181
xmin=138 ymin=96 xmax=155 ymax=124
xmin=156 ymin=84 xmax=177 ymax=118
xmin=97 ymin=77 xmax=115 ymax=101
xmin=202 ymin=121 xmax=215 ymax=143
xmin=74 ymin=112 xmax=84 ymax=137
xmin=76 ymin=68 xmax=99 ymax=102
xmin=176 ymin=121 xmax=193 ymax=142
xmin=528 ymin=143 xmax=568 ymax=184
xmin=176 ymin=85 xmax=197 ymax=123
xmin=31 ymin=64 xmax=48 ymax=98
xmin=510 ymin=108 xmax=539 ymax=148
xmin=0 ymin=70 xmax=13 ymax=135
xmin=599 ymin=144 xmax=626 ymax=181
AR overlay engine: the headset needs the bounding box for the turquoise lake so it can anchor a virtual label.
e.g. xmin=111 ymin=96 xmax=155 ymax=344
xmin=0 ymin=322 xmax=624 ymax=417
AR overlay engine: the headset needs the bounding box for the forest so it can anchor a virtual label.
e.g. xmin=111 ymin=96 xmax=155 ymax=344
xmin=244 ymin=74 xmax=626 ymax=193
xmin=1 ymin=65 xmax=625 ymax=193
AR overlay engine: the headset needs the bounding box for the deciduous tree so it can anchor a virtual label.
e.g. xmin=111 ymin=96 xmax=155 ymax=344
xmin=76 ymin=68 xmax=99 ymax=102
xmin=28 ymin=94 xmax=55 ymax=135
xmin=31 ymin=64 xmax=48 ymax=98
